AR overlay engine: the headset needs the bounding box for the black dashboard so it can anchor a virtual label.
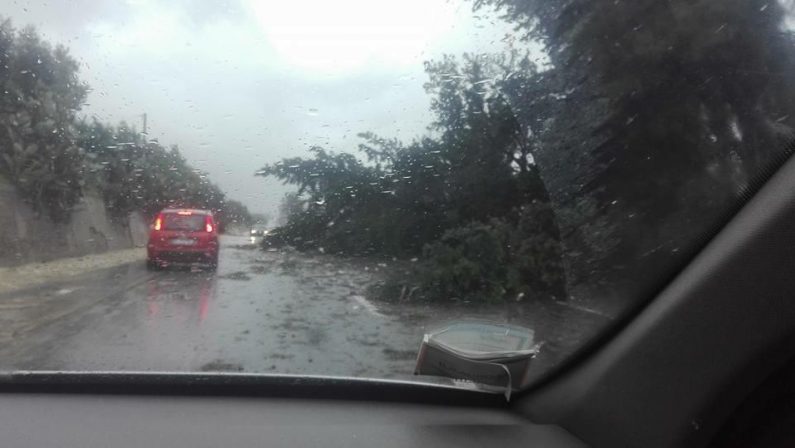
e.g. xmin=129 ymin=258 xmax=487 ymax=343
xmin=0 ymin=391 xmax=584 ymax=447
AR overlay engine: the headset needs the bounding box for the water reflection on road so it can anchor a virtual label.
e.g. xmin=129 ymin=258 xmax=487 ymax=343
xmin=145 ymin=271 xmax=215 ymax=324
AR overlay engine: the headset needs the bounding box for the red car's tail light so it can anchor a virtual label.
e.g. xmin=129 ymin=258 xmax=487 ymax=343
xmin=154 ymin=215 xmax=163 ymax=231
xmin=205 ymin=216 xmax=214 ymax=233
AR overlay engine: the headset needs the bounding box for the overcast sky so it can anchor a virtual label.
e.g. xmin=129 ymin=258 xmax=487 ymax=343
xmin=4 ymin=0 xmax=536 ymax=216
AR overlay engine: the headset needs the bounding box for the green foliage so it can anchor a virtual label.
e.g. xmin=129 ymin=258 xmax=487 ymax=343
xmin=0 ymin=17 xmax=251 ymax=227
xmin=0 ymin=21 xmax=88 ymax=221
xmin=219 ymin=199 xmax=255 ymax=229
xmin=473 ymin=0 xmax=795 ymax=293
xmin=76 ymin=118 xmax=249 ymax=225
xmin=404 ymin=202 xmax=565 ymax=303
xmin=418 ymin=221 xmax=509 ymax=303
xmin=260 ymin=53 xmax=568 ymax=302
xmin=277 ymin=192 xmax=304 ymax=224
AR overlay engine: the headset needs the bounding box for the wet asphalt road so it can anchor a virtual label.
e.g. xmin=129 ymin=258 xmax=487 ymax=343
xmin=0 ymin=235 xmax=611 ymax=383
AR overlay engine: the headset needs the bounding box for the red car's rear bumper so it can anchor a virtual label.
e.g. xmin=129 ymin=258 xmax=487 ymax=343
xmin=147 ymin=245 xmax=218 ymax=263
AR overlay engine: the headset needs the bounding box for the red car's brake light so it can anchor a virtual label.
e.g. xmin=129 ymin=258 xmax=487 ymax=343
xmin=205 ymin=216 xmax=214 ymax=233
xmin=154 ymin=215 xmax=163 ymax=231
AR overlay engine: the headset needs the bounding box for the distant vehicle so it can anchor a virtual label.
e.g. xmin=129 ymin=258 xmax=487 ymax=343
xmin=147 ymin=208 xmax=219 ymax=270
xmin=250 ymin=227 xmax=269 ymax=237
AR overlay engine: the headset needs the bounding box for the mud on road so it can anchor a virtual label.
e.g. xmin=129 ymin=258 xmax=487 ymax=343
xmin=0 ymin=236 xmax=611 ymax=384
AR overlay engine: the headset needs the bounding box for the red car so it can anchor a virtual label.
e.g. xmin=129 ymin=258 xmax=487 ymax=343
xmin=146 ymin=208 xmax=219 ymax=270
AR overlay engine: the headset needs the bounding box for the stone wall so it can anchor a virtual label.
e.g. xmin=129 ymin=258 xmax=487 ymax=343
xmin=0 ymin=179 xmax=148 ymax=266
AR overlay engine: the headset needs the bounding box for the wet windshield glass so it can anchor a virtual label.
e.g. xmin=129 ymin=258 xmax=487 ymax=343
xmin=163 ymin=214 xmax=205 ymax=231
xmin=0 ymin=0 xmax=794 ymax=388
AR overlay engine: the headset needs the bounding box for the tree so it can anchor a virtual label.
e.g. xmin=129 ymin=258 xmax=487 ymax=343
xmin=76 ymin=119 xmax=234 ymax=221
xmin=259 ymin=53 xmax=568 ymax=301
xmin=0 ymin=21 xmax=88 ymax=221
xmin=250 ymin=213 xmax=271 ymax=227
xmin=0 ymin=17 xmax=251 ymax=230
xmin=276 ymin=192 xmax=305 ymax=226
xmin=473 ymin=0 xmax=795 ymax=294
xmin=216 ymin=199 xmax=253 ymax=230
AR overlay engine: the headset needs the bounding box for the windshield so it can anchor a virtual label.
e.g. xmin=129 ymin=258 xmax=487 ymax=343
xmin=162 ymin=214 xmax=205 ymax=231
xmin=0 ymin=0 xmax=793 ymax=390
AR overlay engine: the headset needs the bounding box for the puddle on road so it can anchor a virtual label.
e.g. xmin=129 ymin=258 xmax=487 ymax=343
xmin=382 ymin=348 xmax=418 ymax=361
xmin=219 ymin=271 xmax=252 ymax=281
xmin=199 ymin=360 xmax=244 ymax=372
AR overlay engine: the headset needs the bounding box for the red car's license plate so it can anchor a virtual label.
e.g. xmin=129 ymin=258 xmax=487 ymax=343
xmin=170 ymin=238 xmax=195 ymax=246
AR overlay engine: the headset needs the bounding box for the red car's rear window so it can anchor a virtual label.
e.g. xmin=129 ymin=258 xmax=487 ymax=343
xmin=162 ymin=214 xmax=205 ymax=231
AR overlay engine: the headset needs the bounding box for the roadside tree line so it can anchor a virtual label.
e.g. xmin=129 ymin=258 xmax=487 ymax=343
xmin=0 ymin=19 xmax=252 ymax=228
